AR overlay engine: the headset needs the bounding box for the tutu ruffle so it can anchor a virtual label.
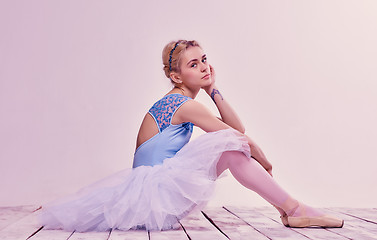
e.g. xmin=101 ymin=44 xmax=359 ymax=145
xmin=38 ymin=128 xmax=251 ymax=232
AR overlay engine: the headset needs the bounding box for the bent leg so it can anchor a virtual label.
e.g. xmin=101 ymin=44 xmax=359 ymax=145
xmin=216 ymin=151 xmax=323 ymax=217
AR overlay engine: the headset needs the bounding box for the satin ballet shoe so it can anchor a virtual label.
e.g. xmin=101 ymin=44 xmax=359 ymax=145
xmin=280 ymin=213 xmax=289 ymax=227
xmin=287 ymin=214 xmax=344 ymax=228
xmin=286 ymin=201 xmax=344 ymax=228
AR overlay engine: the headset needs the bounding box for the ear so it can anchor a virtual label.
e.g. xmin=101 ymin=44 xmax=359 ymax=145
xmin=170 ymin=72 xmax=183 ymax=84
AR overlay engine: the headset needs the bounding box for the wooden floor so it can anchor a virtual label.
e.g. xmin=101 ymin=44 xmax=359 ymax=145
xmin=0 ymin=205 xmax=376 ymax=240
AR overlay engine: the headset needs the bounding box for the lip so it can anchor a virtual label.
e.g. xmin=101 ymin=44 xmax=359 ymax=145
xmin=202 ymin=74 xmax=210 ymax=79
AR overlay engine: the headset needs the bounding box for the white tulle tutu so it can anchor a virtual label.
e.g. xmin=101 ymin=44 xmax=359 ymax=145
xmin=38 ymin=128 xmax=251 ymax=232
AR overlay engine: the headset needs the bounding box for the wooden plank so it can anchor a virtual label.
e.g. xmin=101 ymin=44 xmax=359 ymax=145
xmin=0 ymin=210 xmax=42 ymax=240
xmin=179 ymin=207 xmax=228 ymax=239
xmin=30 ymin=225 xmax=149 ymax=240
xmin=202 ymin=207 xmax=269 ymax=240
xmin=259 ymin=206 xmax=351 ymax=240
xmin=324 ymin=208 xmax=377 ymax=240
xmin=108 ymin=229 xmax=149 ymax=240
xmin=337 ymin=208 xmax=377 ymax=224
xmin=0 ymin=205 xmax=38 ymax=231
xmin=225 ymin=206 xmax=309 ymax=240
xmin=30 ymin=229 xmax=74 ymax=240
xmin=1 ymin=206 xmax=377 ymax=240
xmin=149 ymin=228 xmax=188 ymax=240
xmin=69 ymin=230 xmax=110 ymax=240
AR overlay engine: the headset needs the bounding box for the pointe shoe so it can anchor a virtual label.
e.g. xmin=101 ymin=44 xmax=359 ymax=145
xmin=286 ymin=202 xmax=344 ymax=228
xmin=287 ymin=214 xmax=344 ymax=228
xmin=280 ymin=213 xmax=289 ymax=227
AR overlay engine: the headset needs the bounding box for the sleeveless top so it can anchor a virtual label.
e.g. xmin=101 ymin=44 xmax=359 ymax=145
xmin=132 ymin=94 xmax=194 ymax=168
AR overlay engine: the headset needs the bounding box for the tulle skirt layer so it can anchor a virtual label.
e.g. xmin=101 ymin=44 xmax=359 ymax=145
xmin=38 ymin=128 xmax=251 ymax=232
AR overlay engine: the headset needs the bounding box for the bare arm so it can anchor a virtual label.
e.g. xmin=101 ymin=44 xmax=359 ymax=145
xmin=201 ymin=65 xmax=272 ymax=174
xmin=245 ymin=135 xmax=272 ymax=175
xmin=202 ymin=65 xmax=245 ymax=133
xmin=175 ymin=99 xmax=231 ymax=133
xmin=175 ymin=100 xmax=273 ymax=175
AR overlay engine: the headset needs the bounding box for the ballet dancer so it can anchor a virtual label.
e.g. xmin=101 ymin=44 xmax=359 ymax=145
xmin=38 ymin=39 xmax=344 ymax=232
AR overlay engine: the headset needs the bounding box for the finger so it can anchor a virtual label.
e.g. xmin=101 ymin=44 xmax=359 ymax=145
xmin=210 ymin=66 xmax=215 ymax=76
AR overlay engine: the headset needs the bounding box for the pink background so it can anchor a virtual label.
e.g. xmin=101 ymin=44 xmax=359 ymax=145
xmin=1 ymin=0 xmax=376 ymax=208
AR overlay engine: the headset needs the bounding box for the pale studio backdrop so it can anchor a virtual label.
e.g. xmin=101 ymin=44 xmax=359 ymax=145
xmin=1 ymin=0 xmax=376 ymax=208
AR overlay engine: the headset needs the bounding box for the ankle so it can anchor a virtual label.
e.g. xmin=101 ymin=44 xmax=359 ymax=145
xmin=286 ymin=200 xmax=300 ymax=217
xmin=273 ymin=205 xmax=286 ymax=216
xmin=288 ymin=202 xmax=324 ymax=218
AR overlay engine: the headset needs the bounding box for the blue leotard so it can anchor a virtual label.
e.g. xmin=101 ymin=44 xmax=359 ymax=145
xmin=132 ymin=94 xmax=194 ymax=168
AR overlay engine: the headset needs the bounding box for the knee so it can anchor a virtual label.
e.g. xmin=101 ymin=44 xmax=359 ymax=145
xmin=221 ymin=151 xmax=248 ymax=167
xmin=217 ymin=151 xmax=249 ymax=177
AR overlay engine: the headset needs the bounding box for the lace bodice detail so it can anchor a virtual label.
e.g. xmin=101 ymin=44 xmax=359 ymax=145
xmin=149 ymin=94 xmax=192 ymax=132
xmin=133 ymin=94 xmax=194 ymax=168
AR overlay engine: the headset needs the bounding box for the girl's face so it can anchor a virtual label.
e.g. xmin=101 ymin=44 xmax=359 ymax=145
xmin=177 ymin=46 xmax=211 ymax=89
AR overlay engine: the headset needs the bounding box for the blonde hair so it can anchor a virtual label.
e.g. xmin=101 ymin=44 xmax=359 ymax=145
xmin=162 ymin=40 xmax=202 ymax=81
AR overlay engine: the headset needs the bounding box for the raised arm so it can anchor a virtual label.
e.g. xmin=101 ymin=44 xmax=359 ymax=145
xmin=202 ymin=65 xmax=245 ymax=133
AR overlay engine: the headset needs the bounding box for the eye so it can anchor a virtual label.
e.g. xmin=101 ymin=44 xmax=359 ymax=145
xmin=202 ymin=57 xmax=207 ymax=63
xmin=191 ymin=63 xmax=197 ymax=68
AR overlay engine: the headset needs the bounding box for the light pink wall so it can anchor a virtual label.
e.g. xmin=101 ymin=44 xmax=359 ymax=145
xmin=1 ymin=0 xmax=376 ymax=207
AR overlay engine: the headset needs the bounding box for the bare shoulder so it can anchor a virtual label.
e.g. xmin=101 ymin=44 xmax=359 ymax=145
xmin=174 ymin=99 xmax=230 ymax=132
xmin=179 ymin=98 xmax=208 ymax=112
xmin=174 ymin=99 xmax=211 ymax=120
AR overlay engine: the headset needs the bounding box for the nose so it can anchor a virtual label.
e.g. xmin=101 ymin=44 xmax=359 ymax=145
xmin=201 ymin=62 xmax=209 ymax=72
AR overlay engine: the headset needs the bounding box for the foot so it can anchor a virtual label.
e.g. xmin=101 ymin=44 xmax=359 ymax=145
xmin=287 ymin=202 xmax=344 ymax=228
xmin=273 ymin=205 xmax=289 ymax=227
xmin=280 ymin=212 xmax=289 ymax=227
